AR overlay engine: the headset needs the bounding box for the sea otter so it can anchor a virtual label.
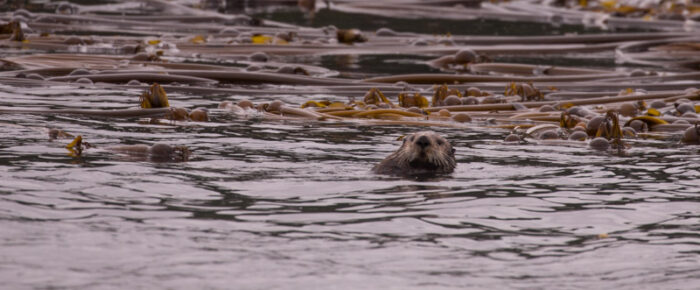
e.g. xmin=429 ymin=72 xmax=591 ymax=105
xmin=373 ymin=131 xmax=456 ymax=176
xmin=107 ymin=143 xmax=190 ymax=162
xmin=61 ymin=135 xmax=190 ymax=162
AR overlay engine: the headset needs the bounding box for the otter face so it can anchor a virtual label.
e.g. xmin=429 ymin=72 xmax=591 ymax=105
xmin=374 ymin=131 xmax=456 ymax=176
xmin=402 ymin=131 xmax=455 ymax=172
xmin=149 ymin=144 xmax=190 ymax=162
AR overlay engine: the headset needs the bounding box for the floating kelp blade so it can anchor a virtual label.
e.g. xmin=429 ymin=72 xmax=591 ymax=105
xmin=65 ymin=135 xmax=92 ymax=157
xmin=0 ymin=20 xmax=25 ymax=42
xmin=363 ymin=88 xmax=394 ymax=107
xmin=432 ymin=84 xmax=462 ymax=107
xmin=623 ymin=116 xmax=670 ymax=127
xmin=65 ymin=135 xmax=82 ymax=150
xmin=398 ymin=92 xmax=429 ymax=108
xmin=560 ymin=112 xmax=582 ymax=129
xmin=140 ymin=83 xmax=170 ymax=109
xmin=301 ymin=100 xmax=331 ymax=108
xmin=505 ymin=82 xmax=543 ymax=102
xmin=646 ymin=108 xmax=661 ymax=116
xmin=594 ymin=111 xmax=627 ymax=153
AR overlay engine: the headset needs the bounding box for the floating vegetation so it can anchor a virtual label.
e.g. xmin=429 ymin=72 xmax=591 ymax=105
xmin=139 ymin=83 xmax=169 ymax=109
xmin=65 ymin=135 xmax=92 ymax=157
xmin=0 ymin=20 xmax=25 ymax=42
xmin=0 ymin=0 xmax=698 ymax=162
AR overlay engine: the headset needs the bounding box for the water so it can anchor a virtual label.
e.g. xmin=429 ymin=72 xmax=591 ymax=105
xmin=1 ymin=3 xmax=700 ymax=289
xmin=1 ymin=83 xmax=699 ymax=289
xmin=252 ymin=6 xmax=647 ymax=35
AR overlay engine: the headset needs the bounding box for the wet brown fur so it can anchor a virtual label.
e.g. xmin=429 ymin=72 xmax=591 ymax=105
xmin=108 ymin=143 xmax=190 ymax=162
xmin=373 ymin=131 xmax=456 ymax=176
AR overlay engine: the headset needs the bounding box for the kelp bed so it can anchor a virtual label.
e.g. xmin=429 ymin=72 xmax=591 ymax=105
xmin=1 ymin=0 xmax=700 ymax=153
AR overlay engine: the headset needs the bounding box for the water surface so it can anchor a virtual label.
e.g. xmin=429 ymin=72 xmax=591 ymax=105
xmin=1 ymin=83 xmax=699 ymax=289
xmin=1 ymin=2 xmax=699 ymax=289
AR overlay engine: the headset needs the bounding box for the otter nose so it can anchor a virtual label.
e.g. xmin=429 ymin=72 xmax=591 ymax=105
xmin=415 ymin=135 xmax=431 ymax=148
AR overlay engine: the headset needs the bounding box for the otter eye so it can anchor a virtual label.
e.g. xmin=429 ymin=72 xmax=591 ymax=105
xmin=451 ymin=148 xmax=456 ymax=155
xmin=437 ymin=140 xmax=444 ymax=146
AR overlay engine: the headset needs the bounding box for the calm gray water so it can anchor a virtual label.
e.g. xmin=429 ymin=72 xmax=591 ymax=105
xmin=1 ymin=3 xmax=699 ymax=290
xmin=1 ymin=83 xmax=699 ymax=289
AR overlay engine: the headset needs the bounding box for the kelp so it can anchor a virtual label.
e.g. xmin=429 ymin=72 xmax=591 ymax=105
xmin=65 ymin=135 xmax=93 ymax=157
xmin=398 ymin=92 xmax=429 ymax=108
xmin=140 ymin=83 xmax=170 ymax=109
xmin=432 ymin=84 xmax=463 ymax=107
xmin=504 ymin=82 xmax=543 ymax=102
xmin=0 ymin=0 xmax=699 ymax=156
xmin=0 ymin=20 xmax=25 ymax=42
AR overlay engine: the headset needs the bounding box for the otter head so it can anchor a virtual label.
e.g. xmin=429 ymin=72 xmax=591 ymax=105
xmin=149 ymin=144 xmax=190 ymax=162
xmin=402 ymin=131 xmax=456 ymax=172
xmin=374 ymin=131 xmax=456 ymax=176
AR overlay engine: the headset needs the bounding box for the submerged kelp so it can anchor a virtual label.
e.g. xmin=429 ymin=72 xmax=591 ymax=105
xmin=0 ymin=1 xmax=699 ymax=289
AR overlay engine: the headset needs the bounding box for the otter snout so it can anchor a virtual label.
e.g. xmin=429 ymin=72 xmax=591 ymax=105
xmin=415 ymin=135 xmax=431 ymax=148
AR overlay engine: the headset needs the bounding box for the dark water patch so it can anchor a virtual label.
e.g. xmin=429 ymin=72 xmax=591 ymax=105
xmin=253 ymin=8 xmax=650 ymax=36
xmin=316 ymin=54 xmax=440 ymax=78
